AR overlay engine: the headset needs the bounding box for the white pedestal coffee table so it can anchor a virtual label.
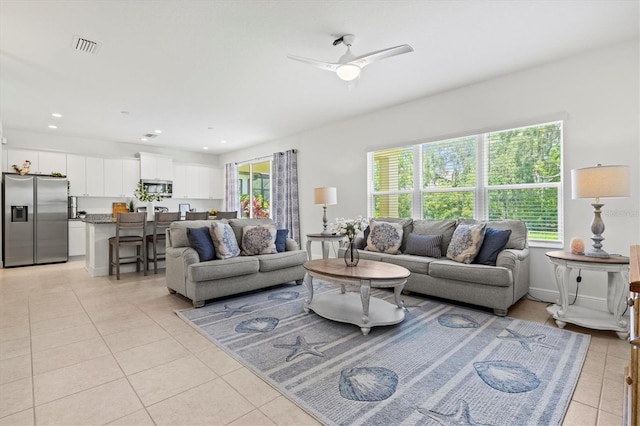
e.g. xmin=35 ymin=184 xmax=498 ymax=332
xmin=303 ymin=259 xmax=410 ymax=335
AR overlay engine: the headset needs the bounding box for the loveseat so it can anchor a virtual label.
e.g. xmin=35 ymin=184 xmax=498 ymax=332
xmin=166 ymin=218 xmax=307 ymax=307
xmin=338 ymin=218 xmax=529 ymax=316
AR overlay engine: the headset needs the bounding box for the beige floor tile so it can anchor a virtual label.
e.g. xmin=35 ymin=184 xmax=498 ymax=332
xmin=172 ymin=329 xmax=214 ymax=353
xmin=563 ymin=400 xmax=598 ymax=426
xmin=259 ymin=396 xmax=322 ymax=426
xmin=606 ymin=338 xmax=630 ymax=359
xmin=603 ymin=354 xmax=628 ymax=381
xmin=0 ymin=377 xmax=32 ymax=418
xmin=94 ymin=311 xmax=156 ymax=336
xmin=195 ymin=346 xmax=243 ymax=376
xmin=0 ymin=323 xmax=30 ymax=343
xmin=0 ymin=408 xmax=33 ymax=426
xmin=30 ymin=324 xmax=99 ymax=353
xmin=32 ymin=336 xmax=110 ymax=375
xmin=0 ymin=354 xmax=31 ymax=385
xmin=28 ymin=302 xmax=85 ymax=324
xmin=0 ymin=337 xmax=30 ymax=361
xmin=583 ymin=350 xmax=606 ymax=378
xmin=30 ymin=312 xmax=92 ymax=336
xmin=128 ymin=354 xmax=216 ymax=406
xmin=147 ymin=378 xmax=254 ymax=425
xmin=588 ymin=336 xmax=611 ymax=354
xmin=102 ymin=323 xmax=170 ymax=353
xmin=35 ymin=378 xmax=143 ymax=426
xmin=154 ymin=314 xmax=196 ymax=335
xmin=572 ymin=371 xmax=602 ymax=408
xmin=113 ymin=337 xmax=191 ymax=375
xmin=33 ymin=354 xmax=123 ymax=405
xmin=597 ymin=409 xmax=622 ymax=425
xmin=599 ymin=377 xmax=623 ymax=416
xmin=105 ymin=409 xmax=155 ymax=425
xmin=228 ymin=409 xmax=277 ymax=426
xmin=223 ymin=368 xmax=280 ymax=407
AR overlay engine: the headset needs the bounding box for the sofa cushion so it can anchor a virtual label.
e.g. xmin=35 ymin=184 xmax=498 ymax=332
xmin=187 ymin=227 xmax=215 ymax=261
xmin=188 ymin=256 xmax=259 ymax=282
xmin=428 ymin=259 xmax=512 ymax=287
xmin=366 ymin=220 xmax=403 ymax=254
xmin=405 ymin=233 xmax=442 ymax=258
xmin=210 ymin=222 xmax=241 ymax=259
xmin=369 ymin=217 xmax=413 ymax=252
xmin=474 ymin=228 xmax=512 ymax=266
xmin=241 ymin=225 xmax=277 ymax=255
xmin=255 ymin=250 xmax=307 ymax=272
xmin=446 ymin=223 xmax=486 ymax=263
xmin=459 ymin=219 xmax=527 ymax=250
xmin=412 ymin=219 xmax=457 ymax=254
xmin=381 ymin=254 xmax=433 ymax=275
xmin=228 ymin=218 xmax=273 ymax=248
xmin=275 ymin=229 xmax=289 ymax=252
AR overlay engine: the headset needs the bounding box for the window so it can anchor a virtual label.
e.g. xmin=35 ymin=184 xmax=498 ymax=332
xmin=238 ymin=159 xmax=271 ymax=218
xmin=368 ymin=121 xmax=563 ymax=244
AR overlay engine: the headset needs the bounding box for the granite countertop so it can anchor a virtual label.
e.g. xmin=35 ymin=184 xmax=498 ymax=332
xmin=81 ymin=214 xmax=117 ymax=224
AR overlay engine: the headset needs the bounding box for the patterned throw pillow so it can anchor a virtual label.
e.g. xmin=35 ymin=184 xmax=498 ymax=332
xmin=209 ymin=222 xmax=240 ymax=259
xmin=242 ymin=225 xmax=277 ymax=255
xmin=405 ymin=233 xmax=442 ymax=258
xmin=366 ymin=220 xmax=403 ymax=254
xmin=187 ymin=227 xmax=216 ymax=261
xmin=446 ymin=223 xmax=486 ymax=263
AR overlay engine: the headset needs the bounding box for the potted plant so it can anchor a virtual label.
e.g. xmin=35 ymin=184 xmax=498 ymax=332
xmin=134 ymin=182 xmax=165 ymax=220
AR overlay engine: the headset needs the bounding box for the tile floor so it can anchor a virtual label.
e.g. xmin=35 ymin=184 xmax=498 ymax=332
xmin=0 ymin=260 xmax=630 ymax=425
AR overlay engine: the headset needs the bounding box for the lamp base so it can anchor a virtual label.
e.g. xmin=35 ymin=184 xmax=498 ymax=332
xmin=584 ymin=247 xmax=610 ymax=258
xmin=585 ymin=202 xmax=609 ymax=258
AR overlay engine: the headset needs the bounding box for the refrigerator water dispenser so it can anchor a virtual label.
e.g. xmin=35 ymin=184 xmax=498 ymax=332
xmin=11 ymin=205 xmax=28 ymax=222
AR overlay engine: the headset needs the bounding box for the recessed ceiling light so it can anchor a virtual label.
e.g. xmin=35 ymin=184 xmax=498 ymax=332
xmin=51 ymin=113 xmax=62 ymax=118
xmin=203 ymin=147 xmax=209 ymax=150
xmin=48 ymin=125 xmax=58 ymax=129
xmin=221 ymin=140 xmax=227 ymax=144
xmin=140 ymin=137 xmax=148 ymax=142
xmin=154 ymin=129 xmax=162 ymax=134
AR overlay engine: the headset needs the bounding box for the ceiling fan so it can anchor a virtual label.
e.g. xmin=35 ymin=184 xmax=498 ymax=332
xmin=287 ymin=34 xmax=413 ymax=89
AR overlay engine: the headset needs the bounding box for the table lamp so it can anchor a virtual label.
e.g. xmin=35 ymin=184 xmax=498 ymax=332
xmin=571 ymin=164 xmax=630 ymax=258
xmin=314 ymin=187 xmax=337 ymax=234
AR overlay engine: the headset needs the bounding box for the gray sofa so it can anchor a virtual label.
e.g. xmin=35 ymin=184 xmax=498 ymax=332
xmin=166 ymin=218 xmax=307 ymax=307
xmin=338 ymin=219 xmax=530 ymax=316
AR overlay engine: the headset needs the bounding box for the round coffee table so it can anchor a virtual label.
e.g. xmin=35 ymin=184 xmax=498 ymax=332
xmin=303 ymin=259 xmax=410 ymax=335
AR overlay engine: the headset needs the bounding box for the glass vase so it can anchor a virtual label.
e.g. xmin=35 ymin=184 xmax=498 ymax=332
xmin=344 ymin=238 xmax=360 ymax=267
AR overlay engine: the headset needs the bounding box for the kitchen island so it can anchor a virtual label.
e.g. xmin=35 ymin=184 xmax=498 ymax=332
xmin=83 ymin=214 xmax=162 ymax=277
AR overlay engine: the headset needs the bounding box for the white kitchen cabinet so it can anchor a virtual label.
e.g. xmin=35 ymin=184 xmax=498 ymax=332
xmin=139 ymin=152 xmax=173 ymax=181
xmin=68 ymin=220 xmax=86 ymax=256
xmin=85 ymin=157 xmax=104 ymax=196
xmin=208 ymin=166 xmax=223 ymax=199
xmin=104 ymin=159 xmax=139 ymax=197
xmin=66 ymin=154 xmax=87 ymax=196
xmin=172 ymin=164 xmax=188 ymax=198
xmin=171 ymin=163 xmax=222 ymax=199
xmin=5 ymin=149 xmax=66 ymax=175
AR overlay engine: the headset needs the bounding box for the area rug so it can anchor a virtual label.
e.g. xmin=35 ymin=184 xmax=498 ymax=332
xmin=177 ymin=282 xmax=590 ymax=426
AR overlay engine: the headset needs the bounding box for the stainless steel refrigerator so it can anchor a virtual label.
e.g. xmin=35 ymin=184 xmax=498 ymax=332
xmin=2 ymin=173 xmax=68 ymax=267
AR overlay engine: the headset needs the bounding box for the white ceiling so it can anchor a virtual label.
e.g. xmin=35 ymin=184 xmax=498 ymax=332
xmin=0 ymin=0 xmax=637 ymax=154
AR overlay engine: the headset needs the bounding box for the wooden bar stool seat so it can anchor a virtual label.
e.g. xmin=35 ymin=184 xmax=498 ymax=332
xmin=108 ymin=212 xmax=146 ymax=280
xmin=185 ymin=211 xmax=209 ymax=220
xmin=147 ymin=211 xmax=180 ymax=274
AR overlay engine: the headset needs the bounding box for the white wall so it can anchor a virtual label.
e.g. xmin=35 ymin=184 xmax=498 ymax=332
xmin=220 ymin=40 xmax=640 ymax=307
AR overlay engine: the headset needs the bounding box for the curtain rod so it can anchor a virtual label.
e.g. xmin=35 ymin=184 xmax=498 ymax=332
xmin=234 ymin=149 xmax=297 ymax=165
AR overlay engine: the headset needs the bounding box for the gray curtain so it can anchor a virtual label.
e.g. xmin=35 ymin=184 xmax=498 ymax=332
xmin=224 ymin=163 xmax=239 ymax=213
xmin=272 ymin=149 xmax=300 ymax=243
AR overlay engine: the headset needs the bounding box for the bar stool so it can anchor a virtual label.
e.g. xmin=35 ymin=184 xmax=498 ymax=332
xmin=214 ymin=211 xmax=238 ymax=219
xmin=108 ymin=212 xmax=146 ymax=280
xmin=185 ymin=211 xmax=209 ymax=220
xmin=147 ymin=211 xmax=180 ymax=274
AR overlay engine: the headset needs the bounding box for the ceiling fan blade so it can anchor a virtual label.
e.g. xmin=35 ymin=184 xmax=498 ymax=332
xmin=287 ymin=54 xmax=339 ymax=72
xmin=349 ymin=44 xmax=414 ymax=68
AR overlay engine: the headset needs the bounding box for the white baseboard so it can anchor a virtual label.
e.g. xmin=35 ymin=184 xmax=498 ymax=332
xmin=527 ymin=287 xmax=610 ymax=311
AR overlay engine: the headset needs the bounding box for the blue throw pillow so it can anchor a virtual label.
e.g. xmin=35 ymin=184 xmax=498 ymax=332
xmin=473 ymin=228 xmax=512 ymax=266
xmin=275 ymin=229 xmax=289 ymax=252
xmin=187 ymin=227 xmax=215 ymax=261
xmin=405 ymin=233 xmax=442 ymax=258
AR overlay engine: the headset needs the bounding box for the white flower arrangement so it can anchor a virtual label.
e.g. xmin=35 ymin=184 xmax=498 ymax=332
xmin=330 ymin=216 xmax=369 ymax=240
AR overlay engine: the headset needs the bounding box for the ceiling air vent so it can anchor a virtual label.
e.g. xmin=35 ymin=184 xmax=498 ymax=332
xmin=143 ymin=133 xmax=158 ymax=139
xmin=71 ymin=35 xmax=100 ymax=54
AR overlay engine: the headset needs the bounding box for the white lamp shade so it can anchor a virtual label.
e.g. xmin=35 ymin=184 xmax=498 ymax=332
xmin=571 ymin=164 xmax=630 ymax=199
xmin=336 ymin=64 xmax=361 ymax=81
xmin=314 ymin=187 xmax=337 ymax=205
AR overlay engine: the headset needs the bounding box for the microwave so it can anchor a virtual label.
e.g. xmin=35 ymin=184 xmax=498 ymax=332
xmin=141 ymin=180 xmax=173 ymax=198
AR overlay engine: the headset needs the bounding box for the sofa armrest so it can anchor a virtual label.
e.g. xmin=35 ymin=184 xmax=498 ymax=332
xmin=166 ymin=246 xmax=200 ymax=295
xmin=496 ymin=248 xmax=529 ymax=269
xmin=285 ymin=238 xmax=299 ymax=251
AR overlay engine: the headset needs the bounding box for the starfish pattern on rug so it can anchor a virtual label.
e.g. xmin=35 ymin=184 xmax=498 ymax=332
xmin=497 ymin=328 xmax=556 ymax=351
xmin=273 ymin=335 xmax=327 ymax=362
xmin=219 ymin=303 xmax=251 ymax=318
xmin=417 ymin=400 xmax=487 ymax=426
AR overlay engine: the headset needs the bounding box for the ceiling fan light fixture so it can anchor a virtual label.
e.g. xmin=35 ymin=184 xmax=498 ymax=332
xmin=336 ymin=64 xmax=360 ymax=81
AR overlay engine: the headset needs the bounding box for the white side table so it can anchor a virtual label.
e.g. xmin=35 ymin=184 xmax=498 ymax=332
xmin=306 ymin=233 xmax=344 ymax=260
xmin=545 ymin=250 xmax=630 ymax=339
